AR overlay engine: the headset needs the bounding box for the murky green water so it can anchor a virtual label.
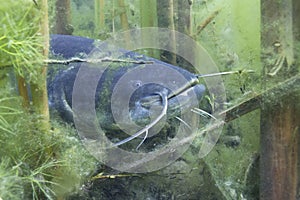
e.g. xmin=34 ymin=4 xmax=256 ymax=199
xmin=0 ymin=0 xmax=299 ymax=199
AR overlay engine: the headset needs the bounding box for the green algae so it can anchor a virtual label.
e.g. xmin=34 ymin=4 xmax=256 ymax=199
xmin=0 ymin=89 xmax=97 ymax=199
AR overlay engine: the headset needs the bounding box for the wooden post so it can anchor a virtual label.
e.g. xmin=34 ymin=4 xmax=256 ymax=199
xmin=118 ymin=0 xmax=129 ymax=30
xmin=55 ymin=0 xmax=72 ymax=35
xmin=260 ymin=0 xmax=300 ymax=199
xmin=176 ymin=0 xmax=194 ymax=72
xmin=17 ymin=76 xmax=30 ymax=108
xmin=95 ymin=0 xmax=105 ymax=36
xmin=117 ymin=0 xmax=130 ymax=48
xmin=165 ymin=0 xmax=176 ymax=65
xmin=30 ymin=0 xmax=50 ymax=132
xmin=177 ymin=0 xmax=192 ymax=35
xmin=139 ymin=0 xmax=158 ymax=58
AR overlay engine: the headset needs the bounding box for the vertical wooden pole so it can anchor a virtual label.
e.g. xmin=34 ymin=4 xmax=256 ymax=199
xmin=117 ymin=0 xmax=130 ymax=48
xmin=118 ymin=0 xmax=129 ymax=30
xmin=140 ymin=0 xmax=157 ymax=28
xmin=95 ymin=0 xmax=105 ymax=36
xmin=260 ymin=0 xmax=299 ymax=199
xmin=55 ymin=0 xmax=72 ymax=35
xmin=17 ymin=76 xmax=30 ymax=108
xmin=176 ymin=0 xmax=193 ymax=72
xmin=30 ymin=0 xmax=50 ymax=132
xmin=260 ymin=98 xmax=299 ymax=199
xmin=167 ymin=0 xmax=176 ymax=65
xmin=140 ymin=0 xmax=158 ymax=58
xmin=156 ymin=0 xmax=177 ymax=64
xmin=177 ymin=0 xmax=192 ymax=35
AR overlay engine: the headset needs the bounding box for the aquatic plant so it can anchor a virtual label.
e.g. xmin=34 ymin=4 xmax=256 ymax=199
xmin=0 ymin=0 xmax=44 ymax=84
xmin=0 ymin=2 xmax=97 ymax=197
xmin=0 ymin=90 xmax=97 ymax=199
xmin=0 ymin=158 xmax=23 ymax=199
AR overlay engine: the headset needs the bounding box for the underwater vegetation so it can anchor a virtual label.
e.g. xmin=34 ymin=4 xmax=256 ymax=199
xmin=0 ymin=0 xmax=299 ymax=199
xmin=0 ymin=1 xmax=97 ymax=199
xmin=0 ymin=89 xmax=97 ymax=199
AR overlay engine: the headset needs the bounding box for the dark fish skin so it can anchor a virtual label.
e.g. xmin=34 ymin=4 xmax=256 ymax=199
xmin=47 ymin=34 xmax=205 ymax=134
xmin=50 ymin=34 xmax=94 ymax=58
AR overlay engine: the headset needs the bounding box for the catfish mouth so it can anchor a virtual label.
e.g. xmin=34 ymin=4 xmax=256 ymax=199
xmin=130 ymin=76 xmax=205 ymax=124
xmin=113 ymin=76 xmax=205 ymax=148
xmin=140 ymin=78 xmax=199 ymax=102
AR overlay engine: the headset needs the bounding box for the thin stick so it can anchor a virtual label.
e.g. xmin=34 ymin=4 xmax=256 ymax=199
xmin=196 ymin=70 xmax=254 ymax=78
xmin=45 ymin=57 xmax=254 ymax=81
xmin=195 ymin=9 xmax=220 ymax=36
xmin=45 ymin=57 xmax=154 ymax=65
xmin=136 ymin=130 xmax=148 ymax=150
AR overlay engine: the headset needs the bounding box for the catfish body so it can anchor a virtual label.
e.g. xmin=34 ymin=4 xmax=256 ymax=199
xmin=48 ymin=35 xmax=205 ymax=144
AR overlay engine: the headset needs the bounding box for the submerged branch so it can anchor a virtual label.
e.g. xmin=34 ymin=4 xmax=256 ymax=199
xmin=17 ymin=75 xmax=30 ymax=109
xmin=0 ymin=57 xmax=154 ymax=68
xmin=220 ymin=73 xmax=300 ymax=122
xmin=194 ymin=9 xmax=220 ymax=36
xmin=45 ymin=57 xmax=154 ymax=65
xmin=196 ymin=69 xmax=254 ymax=78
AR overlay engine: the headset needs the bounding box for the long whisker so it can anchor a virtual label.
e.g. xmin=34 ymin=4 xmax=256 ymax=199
xmin=191 ymin=108 xmax=217 ymax=120
xmin=195 ymin=69 xmax=254 ymax=78
xmin=175 ymin=116 xmax=192 ymax=131
xmin=136 ymin=129 xmax=148 ymax=150
xmin=113 ymin=92 xmax=168 ymax=148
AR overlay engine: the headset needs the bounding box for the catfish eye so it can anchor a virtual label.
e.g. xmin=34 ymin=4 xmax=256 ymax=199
xmin=131 ymin=80 xmax=142 ymax=88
